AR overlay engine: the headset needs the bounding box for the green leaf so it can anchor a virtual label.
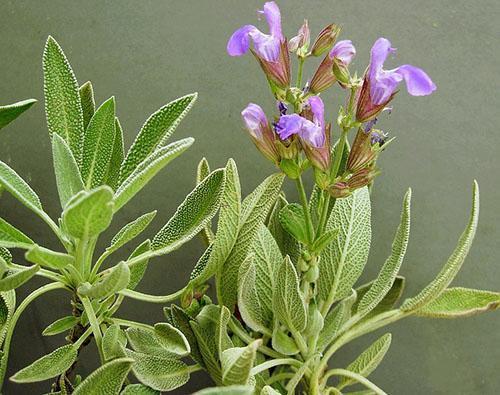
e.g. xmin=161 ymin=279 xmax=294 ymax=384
xmin=62 ymin=186 xmax=114 ymax=239
xmin=151 ymin=168 xmax=225 ymax=255
xmin=79 ymin=81 xmax=95 ymax=130
xmin=0 ymin=248 xmax=12 ymax=264
xmin=126 ymin=326 xmax=175 ymax=359
xmin=261 ymin=386 xmax=281 ymax=395
xmin=102 ymin=324 xmax=127 ymax=361
xmin=279 ymin=203 xmax=309 ymax=244
xmin=401 ymin=181 xmax=480 ymax=311
xmin=10 ymin=344 xmax=77 ymax=383
xmin=43 ymin=36 xmax=84 ymax=163
xmin=357 ymin=189 xmax=411 ymax=317
xmin=268 ymin=195 xmax=301 ymax=264
xmin=0 ymin=265 xmax=39 ymax=291
xmin=0 ymin=217 xmax=34 ymax=249
xmin=81 ymin=97 xmax=116 ymax=188
xmin=170 ymin=305 xmax=204 ymax=367
xmin=105 ymin=117 xmax=125 ymax=190
xmin=0 ymin=290 xmax=15 ymax=347
xmin=221 ymin=340 xmax=261 ymax=385
xmin=216 ymin=306 xmax=234 ymax=359
xmin=318 ymin=187 xmax=371 ymax=304
xmin=52 ymin=133 xmax=84 ymax=208
xmin=73 ymin=358 xmax=133 ymax=395
xmin=114 ymin=138 xmax=194 ymax=211
xmin=121 ymin=384 xmax=159 ymax=395
xmin=125 ymin=349 xmax=191 ymax=392
xmin=127 ymin=240 xmax=151 ymax=290
xmin=193 ymin=385 xmax=253 ymax=395
xmin=414 ymin=287 xmax=500 ymax=318
xmin=338 ymin=333 xmax=392 ymax=389
xmin=220 ymin=173 xmax=285 ymax=310
xmin=119 ymin=93 xmax=197 ymax=183
xmin=0 ymin=99 xmax=36 ymax=130
xmin=196 ymin=157 xmax=214 ymax=244
xmin=79 ymin=262 xmax=130 ymax=299
xmin=272 ymin=325 xmax=299 ymax=356
xmin=42 ymin=316 xmax=79 ymax=336
xmin=154 ymin=322 xmax=191 ymax=356
xmin=107 ymin=211 xmax=157 ymax=254
xmin=190 ymin=320 xmax=222 ymax=384
xmin=25 ymin=245 xmax=74 ymax=270
xmin=311 ymin=229 xmax=338 ymax=254
xmin=273 ymin=256 xmax=307 ymax=332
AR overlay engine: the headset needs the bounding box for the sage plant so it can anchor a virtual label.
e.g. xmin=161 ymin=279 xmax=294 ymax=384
xmin=167 ymin=2 xmax=498 ymax=395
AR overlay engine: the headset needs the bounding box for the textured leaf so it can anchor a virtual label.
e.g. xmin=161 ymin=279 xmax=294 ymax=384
xmin=0 ymin=264 xmax=39 ymax=291
xmin=11 ymin=344 xmax=77 ymax=383
xmin=114 ymin=138 xmax=194 ymax=211
xmin=127 ymin=240 xmax=151 ymax=290
xmin=79 ymin=262 xmax=130 ymax=299
xmin=107 ymin=211 xmax=156 ymax=254
xmin=102 ymin=324 xmax=127 ymax=361
xmin=25 ymin=245 xmax=74 ymax=270
xmin=125 ymin=349 xmax=191 ymax=391
xmin=73 ymin=358 xmax=133 ymax=395
xmin=279 ymin=203 xmax=309 ymax=244
xmin=105 ymin=117 xmax=125 ymax=190
xmin=119 ymin=93 xmax=197 ymax=183
xmin=154 ymin=322 xmax=190 ymax=356
xmin=261 ymin=386 xmax=281 ymax=395
xmin=0 ymin=290 xmax=15 ymax=347
xmin=338 ymin=333 xmax=392 ymax=389
xmin=220 ymin=173 xmax=285 ymax=310
xmin=415 ymin=287 xmax=500 ymax=318
xmin=62 ymin=186 xmax=114 ymax=239
xmin=401 ymin=181 xmax=479 ymax=311
xmin=196 ymin=157 xmax=214 ymax=244
xmin=42 ymin=316 xmax=79 ymax=336
xmin=170 ymin=305 xmax=204 ymax=367
xmin=81 ymin=97 xmax=116 ymax=188
xmin=357 ymin=189 xmax=411 ymax=317
xmin=272 ymin=324 xmax=299 ymax=356
xmin=273 ymin=256 xmax=306 ymax=332
xmin=318 ymin=187 xmax=371 ymax=304
xmin=194 ymin=385 xmax=253 ymax=395
xmin=151 ymin=168 xmax=225 ymax=255
xmin=268 ymin=195 xmax=301 ymax=264
xmin=121 ymin=384 xmax=159 ymax=395
xmin=188 ymin=244 xmax=213 ymax=284
xmin=52 ymin=133 xmax=84 ymax=208
xmin=216 ymin=306 xmax=233 ymax=358
xmin=0 ymin=248 xmax=12 ymax=264
xmin=190 ymin=320 xmax=222 ymax=384
xmin=79 ymin=81 xmax=95 ymax=130
xmin=0 ymin=217 xmax=33 ymax=249
xmin=221 ymin=340 xmax=261 ymax=385
xmin=126 ymin=326 xmax=175 ymax=359
xmin=43 ymin=36 xmax=84 ymax=163
xmin=0 ymin=99 xmax=36 ymax=130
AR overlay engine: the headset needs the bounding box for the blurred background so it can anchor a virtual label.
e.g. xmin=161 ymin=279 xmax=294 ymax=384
xmin=0 ymin=0 xmax=499 ymax=393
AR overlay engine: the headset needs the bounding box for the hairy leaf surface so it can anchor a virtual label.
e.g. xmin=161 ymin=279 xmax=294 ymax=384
xmin=105 ymin=117 xmax=125 ymax=190
xmin=79 ymin=81 xmax=95 ymax=129
xmin=107 ymin=211 xmax=156 ymax=254
xmin=0 ymin=217 xmax=34 ymax=249
xmin=42 ymin=316 xmax=80 ymax=336
xmin=73 ymin=358 xmax=133 ymax=395
xmin=0 ymin=264 xmax=39 ymax=291
xmin=221 ymin=340 xmax=261 ymax=385
xmin=0 ymin=99 xmax=36 ymax=130
xmin=79 ymin=262 xmax=130 ymax=299
xmin=25 ymin=245 xmax=74 ymax=270
xmin=102 ymin=324 xmax=127 ymax=361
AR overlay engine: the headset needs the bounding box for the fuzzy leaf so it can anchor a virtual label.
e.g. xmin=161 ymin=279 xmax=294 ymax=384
xmin=42 ymin=316 xmax=79 ymax=336
xmin=79 ymin=81 xmax=95 ymax=130
xmin=121 ymin=384 xmax=159 ymax=395
xmin=62 ymin=186 xmax=114 ymax=239
xmin=0 ymin=99 xmax=36 ymax=130
xmin=105 ymin=117 xmax=125 ymax=190
xmin=318 ymin=187 xmax=371 ymax=304
xmin=357 ymin=189 xmax=411 ymax=317
xmin=43 ymin=36 xmax=84 ymax=163
xmin=73 ymin=358 xmax=133 ymax=395
xmin=79 ymin=262 xmax=130 ymax=299
xmin=221 ymin=340 xmax=261 ymax=385
xmin=170 ymin=305 xmax=204 ymax=367
xmin=414 ymin=287 xmax=500 ymax=318
xmin=119 ymin=93 xmax=197 ymax=183
xmin=0 ymin=265 xmax=39 ymax=291
xmin=114 ymin=138 xmax=194 ymax=211
xmin=127 ymin=240 xmax=151 ymax=290
xmin=81 ymin=97 xmax=116 ymax=188
xmin=25 ymin=245 xmax=74 ymax=270
xmin=401 ymin=181 xmax=479 ymax=311
xmin=154 ymin=322 xmax=191 ymax=356
xmin=273 ymin=256 xmax=306 ymax=332
xmin=217 ymin=306 xmax=233 ymax=358
xmin=108 ymin=211 xmax=156 ymax=254
xmin=102 ymin=324 xmax=127 ymax=361
xmin=0 ymin=217 xmax=33 ymax=249
xmin=190 ymin=320 xmax=222 ymax=384
xmin=272 ymin=325 xmax=299 ymax=356
xmin=268 ymin=195 xmax=301 ymax=264
xmin=196 ymin=157 xmax=214 ymax=243
xmin=194 ymin=386 xmax=253 ymax=395
xmin=151 ymin=168 xmax=225 ymax=255
xmin=279 ymin=203 xmax=309 ymax=244
xmin=261 ymin=386 xmax=281 ymax=395
xmin=52 ymin=133 xmax=84 ymax=208
xmin=11 ymin=344 xmax=77 ymax=383
xmin=126 ymin=326 xmax=175 ymax=359
xmin=0 ymin=290 xmax=15 ymax=347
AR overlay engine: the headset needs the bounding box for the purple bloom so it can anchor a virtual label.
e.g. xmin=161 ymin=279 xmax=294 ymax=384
xmin=227 ymin=1 xmax=283 ymax=62
xmin=329 ymin=40 xmax=356 ymax=65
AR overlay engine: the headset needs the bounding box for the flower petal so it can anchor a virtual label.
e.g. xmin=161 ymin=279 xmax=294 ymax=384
xmin=275 ymin=114 xmax=304 ymax=140
xmin=227 ymin=25 xmax=258 ymax=56
xmin=393 ymin=64 xmax=437 ymax=96
xmin=300 ymin=120 xmax=324 ymax=148
xmin=307 ymin=96 xmax=325 ymax=130
xmin=241 ymin=103 xmax=268 ymax=139
xmin=261 ymin=1 xmax=282 ymax=40
xmin=368 ymin=37 xmax=396 ymax=80
xmin=330 ymin=40 xmax=356 ymax=65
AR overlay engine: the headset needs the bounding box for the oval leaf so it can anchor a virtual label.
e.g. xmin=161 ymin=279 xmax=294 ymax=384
xmin=25 ymin=245 xmax=74 ymax=270
xmin=43 ymin=316 xmax=79 ymax=336
xmin=73 ymin=358 xmax=133 ymax=395
xmin=221 ymin=340 xmax=261 ymax=386
xmin=154 ymin=323 xmax=190 ymax=356
xmin=102 ymin=324 xmax=127 ymax=361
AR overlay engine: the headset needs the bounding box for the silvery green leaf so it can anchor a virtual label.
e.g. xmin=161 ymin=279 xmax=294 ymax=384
xmin=154 ymin=322 xmax=190 ymax=356
xmin=43 ymin=36 xmax=84 ymax=163
xmin=279 ymin=203 xmax=309 ymax=244
xmin=79 ymin=81 xmax=95 ymax=130
xmin=272 ymin=325 xmax=299 ymax=356
xmin=0 ymin=217 xmax=34 ymax=249
xmin=414 ymin=287 xmax=500 ymax=318
xmin=107 ymin=211 xmax=157 ymax=254
xmin=126 ymin=326 xmax=174 ymax=359
xmin=62 ymin=186 xmax=114 ymax=239
xmin=338 ymin=333 xmax=392 ymax=389
xmin=273 ymin=256 xmax=307 ymax=332
xmin=79 ymin=262 xmax=130 ymax=299
xmin=81 ymin=97 xmax=116 ymax=188
xmin=193 ymin=385 xmax=253 ymax=395
xmin=73 ymin=357 xmax=133 ymax=395
xmin=170 ymin=305 xmax=204 ymax=368
xmin=318 ymin=187 xmax=371 ymax=305
xmin=0 ymin=98 xmax=36 ymax=130
xmin=188 ymin=244 xmax=213 ymax=284
xmin=151 ymin=168 xmax=225 ymax=255
xmin=105 ymin=117 xmax=125 ymax=190
xmin=0 ymin=290 xmax=15 ymax=347
xmin=311 ymin=229 xmax=338 ymax=255
xmin=52 ymin=133 xmax=84 ymax=208
xmin=0 ymin=265 xmax=39 ymax=291
xmin=220 ymin=173 xmax=284 ymax=310
xmin=42 ymin=316 xmax=79 ymax=336
xmin=127 ymin=240 xmax=150 ymax=290
xmin=119 ymin=93 xmax=197 ymax=183
xmin=221 ymin=340 xmax=261 ymax=385
xmin=268 ymin=195 xmax=301 ymax=264
xmin=190 ymin=320 xmax=222 ymax=384
xmin=353 ymin=277 xmax=405 ymax=321
xmin=196 ymin=157 xmax=214 ymax=244
xmin=308 ymin=185 xmax=322 ymax=227
xmin=0 ymin=248 xmax=12 ymax=264
xmin=357 ymin=189 xmax=411 ymax=317
xmin=25 ymin=245 xmax=74 ymax=270
xmin=401 ymin=181 xmax=479 ymax=311
xmin=121 ymin=384 xmax=159 ymax=395
xmin=125 ymin=349 xmax=191 ymax=391
xmin=102 ymin=324 xmax=127 ymax=361
xmin=261 ymin=386 xmax=281 ymax=395
xmin=114 ymin=138 xmax=194 ymax=211
xmin=10 ymin=344 xmax=77 ymax=383
xmin=216 ymin=306 xmax=233 ymax=358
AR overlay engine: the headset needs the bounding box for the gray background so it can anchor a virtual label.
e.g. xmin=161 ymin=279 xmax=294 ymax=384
xmin=0 ymin=0 xmax=499 ymax=393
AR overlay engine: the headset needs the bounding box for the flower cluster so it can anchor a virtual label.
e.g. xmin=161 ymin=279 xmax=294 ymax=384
xmin=228 ymin=1 xmax=436 ymax=197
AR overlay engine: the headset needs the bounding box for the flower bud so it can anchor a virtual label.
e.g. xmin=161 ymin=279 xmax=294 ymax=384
xmin=288 ymin=19 xmax=310 ymax=57
xmin=329 ymin=181 xmax=351 ymax=198
xmin=252 ymin=40 xmax=291 ymax=90
xmin=346 ymin=127 xmax=386 ymax=173
xmin=311 ymin=24 xmax=341 ymax=56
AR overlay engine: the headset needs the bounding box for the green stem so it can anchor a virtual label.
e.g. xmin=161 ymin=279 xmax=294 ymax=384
xmin=331 ymin=130 xmax=348 ymax=181
xmin=81 ymin=297 xmax=104 ymax=363
xmin=291 ymin=328 xmax=308 ymax=358
xmin=267 ymin=372 xmax=296 ymax=385
xmin=295 ymin=175 xmax=315 ymax=244
xmin=40 ymin=212 xmax=68 ymax=249
xmin=316 ymin=191 xmax=331 ymax=236
xmin=251 ymin=358 xmax=303 ymax=376
xmin=90 ymin=249 xmax=112 ymax=279
xmin=73 ymin=325 xmax=93 ymax=349
xmin=296 ymin=57 xmax=305 ymax=88
xmin=74 ymin=238 xmax=88 ymax=276
xmin=112 ymin=318 xmax=154 ymax=331
xmin=119 ymin=286 xmax=187 ymax=303
xmin=9 ymin=263 xmax=65 ymax=283
xmin=322 ymin=369 xmax=387 ymax=395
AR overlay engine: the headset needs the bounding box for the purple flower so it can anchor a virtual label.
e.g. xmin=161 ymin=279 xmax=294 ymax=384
xmin=330 ymin=40 xmax=356 ymax=65
xmin=227 ymin=1 xmax=283 ymax=62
